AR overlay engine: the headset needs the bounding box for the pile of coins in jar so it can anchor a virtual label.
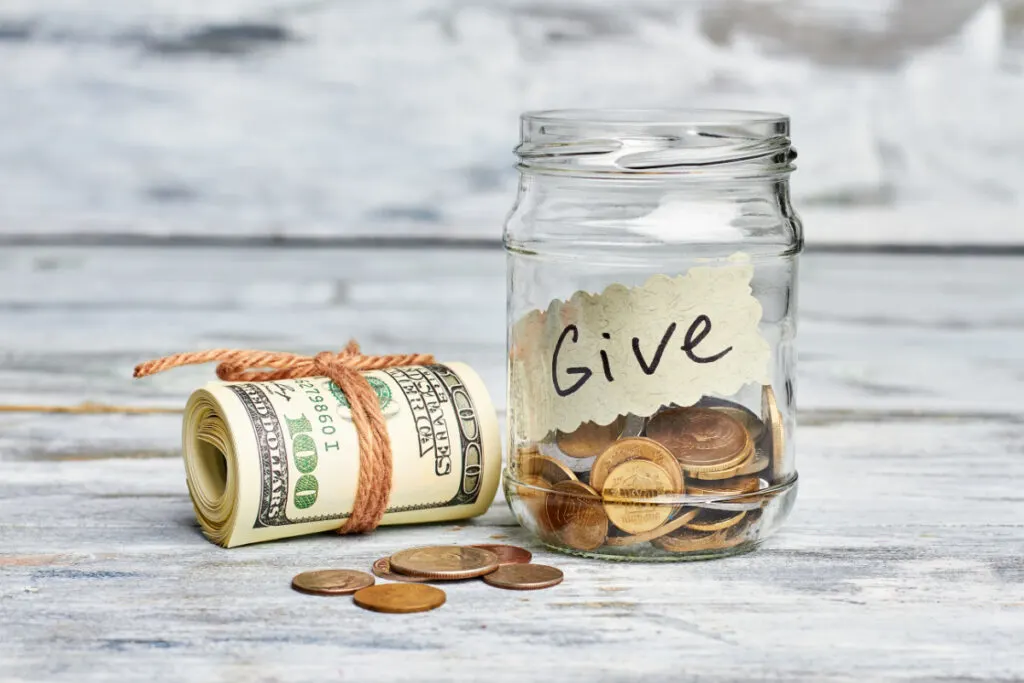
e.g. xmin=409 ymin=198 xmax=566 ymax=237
xmin=512 ymin=386 xmax=786 ymax=558
xmin=289 ymin=544 xmax=561 ymax=613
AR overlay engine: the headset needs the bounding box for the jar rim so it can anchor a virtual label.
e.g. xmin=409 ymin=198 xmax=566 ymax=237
xmin=521 ymin=108 xmax=788 ymax=127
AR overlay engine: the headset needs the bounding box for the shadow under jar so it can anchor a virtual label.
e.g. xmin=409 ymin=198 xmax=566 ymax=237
xmin=503 ymin=109 xmax=801 ymax=561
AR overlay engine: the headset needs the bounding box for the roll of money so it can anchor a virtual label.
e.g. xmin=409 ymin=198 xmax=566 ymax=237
xmin=183 ymin=362 xmax=501 ymax=547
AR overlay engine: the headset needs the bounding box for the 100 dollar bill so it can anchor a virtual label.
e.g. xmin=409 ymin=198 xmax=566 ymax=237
xmin=183 ymin=362 xmax=501 ymax=547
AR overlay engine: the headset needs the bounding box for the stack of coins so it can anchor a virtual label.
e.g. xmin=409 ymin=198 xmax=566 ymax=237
xmin=513 ymin=385 xmax=786 ymax=557
xmin=291 ymin=543 xmax=562 ymax=614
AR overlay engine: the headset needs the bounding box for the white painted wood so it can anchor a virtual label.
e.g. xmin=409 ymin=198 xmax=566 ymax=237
xmin=1 ymin=246 xmax=1022 ymax=681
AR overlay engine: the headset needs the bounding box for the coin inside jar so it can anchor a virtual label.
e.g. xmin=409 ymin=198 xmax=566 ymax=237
xmin=600 ymin=458 xmax=679 ymax=534
xmin=687 ymin=475 xmax=761 ymax=497
xmin=389 ymin=546 xmax=499 ymax=580
xmin=555 ymin=416 xmax=626 ymax=458
xmin=482 ymin=563 xmax=564 ymax=590
xmin=651 ymin=526 xmax=744 ymax=553
xmin=291 ymin=569 xmax=375 ymax=596
xmin=762 ymin=385 xmax=786 ymax=483
xmin=546 ymin=480 xmax=608 ymax=552
xmin=685 ymin=509 xmax=747 ymax=532
xmin=589 ymin=437 xmax=683 ymax=493
xmin=707 ymin=405 xmax=764 ymax=441
xmin=646 ymin=407 xmax=752 ymax=473
xmin=515 ymin=474 xmax=554 ymax=533
xmin=353 ymin=583 xmax=446 ymax=614
xmin=470 ymin=544 xmax=533 ymax=566
xmin=687 ymin=452 xmax=768 ymax=481
xmin=518 ymin=452 xmax=578 ymax=486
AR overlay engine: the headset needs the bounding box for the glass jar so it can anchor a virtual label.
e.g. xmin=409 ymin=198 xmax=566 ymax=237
xmin=503 ymin=109 xmax=801 ymax=561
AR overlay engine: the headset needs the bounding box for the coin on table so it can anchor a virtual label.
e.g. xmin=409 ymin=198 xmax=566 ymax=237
xmin=483 ymin=563 xmax=564 ymax=591
xmin=651 ymin=526 xmax=743 ymax=553
xmin=353 ymin=583 xmax=446 ymax=614
xmin=546 ymin=481 xmax=608 ymax=552
xmin=688 ymin=452 xmax=768 ymax=480
xmin=371 ymin=557 xmax=433 ymax=583
xmin=687 ymin=475 xmax=761 ymax=498
xmin=600 ymin=458 xmax=680 ymax=534
xmin=470 ymin=544 xmax=532 ymax=566
xmin=604 ymin=508 xmax=700 ymax=546
xmin=761 ymin=385 xmax=786 ymax=483
xmin=589 ymin=437 xmax=683 ymax=493
xmin=518 ymin=452 xmax=578 ymax=486
xmin=556 ymin=416 xmax=626 ymax=458
xmin=291 ymin=569 xmax=375 ymax=596
xmin=685 ymin=509 xmax=747 ymax=532
xmin=646 ymin=407 xmax=752 ymax=473
xmin=388 ymin=546 xmax=499 ymax=580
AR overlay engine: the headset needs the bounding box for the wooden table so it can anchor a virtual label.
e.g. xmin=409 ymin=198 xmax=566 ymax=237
xmin=1 ymin=246 xmax=1022 ymax=682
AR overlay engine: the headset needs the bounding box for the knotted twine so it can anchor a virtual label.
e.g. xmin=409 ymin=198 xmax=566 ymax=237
xmin=134 ymin=341 xmax=434 ymax=534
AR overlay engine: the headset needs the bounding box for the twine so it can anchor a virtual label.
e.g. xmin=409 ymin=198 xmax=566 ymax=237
xmin=134 ymin=341 xmax=434 ymax=534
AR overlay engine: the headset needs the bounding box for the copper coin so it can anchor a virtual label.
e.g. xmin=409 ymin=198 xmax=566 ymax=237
xmin=545 ymin=481 xmax=608 ymax=551
xmin=687 ymin=452 xmax=768 ymax=481
xmin=685 ymin=509 xmax=747 ymax=532
xmin=353 ymin=583 xmax=446 ymax=614
xmin=708 ymin=405 xmax=764 ymax=441
xmin=371 ymin=557 xmax=432 ymax=583
xmin=651 ymin=526 xmax=744 ymax=553
xmin=600 ymin=458 xmax=678 ymax=534
xmin=518 ymin=453 xmax=578 ymax=486
xmin=589 ymin=437 xmax=683 ymax=493
xmin=482 ymin=564 xmax=564 ymax=591
xmin=646 ymin=407 xmax=752 ymax=473
xmin=388 ymin=546 xmax=499 ymax=580
xmin=762 ymin=385 xmax=786 ymax=483
xmin=604 ymin=508 xmax=700 ymax=546
xmin=687 ymin=475 xmax=761 ymax=497
xmin=470 ymin=544 xmax=532 ymax=566
xmin=291 ymin=569 xmax=375 ymax=596
xmin=555 ymin=416 xmax=626 ymax=458
xmin=515 ymin=474 xmax=554 ymax=532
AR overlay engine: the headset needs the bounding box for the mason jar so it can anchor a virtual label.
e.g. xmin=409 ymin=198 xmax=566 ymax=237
xmin=503 ymin=109 xmax=801 ymax=561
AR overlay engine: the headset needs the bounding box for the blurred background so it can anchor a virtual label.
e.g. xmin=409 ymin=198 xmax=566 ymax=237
xmin=1 ymin=0 xmax=1021 ymax=248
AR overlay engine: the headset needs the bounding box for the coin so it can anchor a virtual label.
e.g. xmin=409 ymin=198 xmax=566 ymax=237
xmin=546 ymin=481 xmax=608 ymax=551
xmin=685 ymin=509 xmax=747 ymax=532
xmin=589 ymin=437 xmax=683 ymax=493
xmin=762 ymin=385 xmax=785 ymax=483
xmin=687 ymin=452 xmax=768 ymax=481
xmin=470 ymin=544 xmax=533 ymax=566
xmin=518 ymin=452 xmax=578 ymax=486
xmin=600 ymin=459 xmax=678 ymax=534
xmin=556 ymin=416 xmax=626 ymax=458
xmin=708 ymin=405 xmax=764 ymax=441
xmin=389 ymin=546 xmax=499 ymax=580
xmin=651 ymin=526 xmax=744 ymax=553
xmin=515 ymin=474 xmax=554 ymax=532
xmin=604 ymin=508 xmax=700 ymax=546
xmin=371 ymin=557 xmax=433 ymax=583
xmin=646 ymin=407 xmax=752 ymax=473
xmin=687 ymin=475 xmax=761 ymax=497
xmin=291 ymin=569 xmax=375 ymax=596
xmin=482 ymin=563 xmax=564 ymax=590
xmin=353 ymin=583 xmax=446 ymax=614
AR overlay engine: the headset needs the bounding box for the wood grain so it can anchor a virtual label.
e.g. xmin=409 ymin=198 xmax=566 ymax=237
xmin=0 ymin=246 xmax=1022 ymax=682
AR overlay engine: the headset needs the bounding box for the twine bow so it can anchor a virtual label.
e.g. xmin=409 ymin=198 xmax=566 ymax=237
xmin=134 ymin=341 xmax=434 ymax=534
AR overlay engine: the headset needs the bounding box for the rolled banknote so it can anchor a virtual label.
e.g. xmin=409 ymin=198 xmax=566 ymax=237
xmin=182 ymin=362 xmax=500 ymax=547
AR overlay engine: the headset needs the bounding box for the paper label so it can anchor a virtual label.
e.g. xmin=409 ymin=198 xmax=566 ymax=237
xmin=510 ymin=259 xmax=770 ymax=442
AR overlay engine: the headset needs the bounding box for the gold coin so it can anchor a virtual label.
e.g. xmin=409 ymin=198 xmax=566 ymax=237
xmin=546 ymin=481 xmax=608 ymax=552
xmin=470 ymin=544 xmax=532 ymax=566
xmin=290 ymin=569 xmax=375 ymax=596
xmin=589 ymin=437 xmax=683 ymax=493
xmin=353 ymin=583 xmax=446 ymax=614
xmin=687 ymin=452 xmax=768 ymax=480
xmin=646 ymin=407 xmax=752 ymax=473
xmin=651 ymin=526 xmax=744 ymax=553
xmin=482 ymin=563 xmax=564 ymax=590
xmin=371 ymin=557 xmax=433 ymax=583
xmin=687 ymin=475 xmax=761 ymax=497
xmin=388 ymin=546 xmax=499 ymax=580
xmin=515 ymin=474 xmax=554 ymax=532
xmin=600 ymin=459 xmax=679 ymax=534
xmin=518 ymin=452 xmax=578 ymax=486
xmin=762 ymin=385 xmax=785 ymax=483
xmin=709 ymin=405 xmax=763 ymax=441
xmin=685 ymin=509 xmax=747 ymax=532
xmin=604 ymin=508 xmax=700 ymax=546
xmin=555 ymin=416 xmax=626 ymax=458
